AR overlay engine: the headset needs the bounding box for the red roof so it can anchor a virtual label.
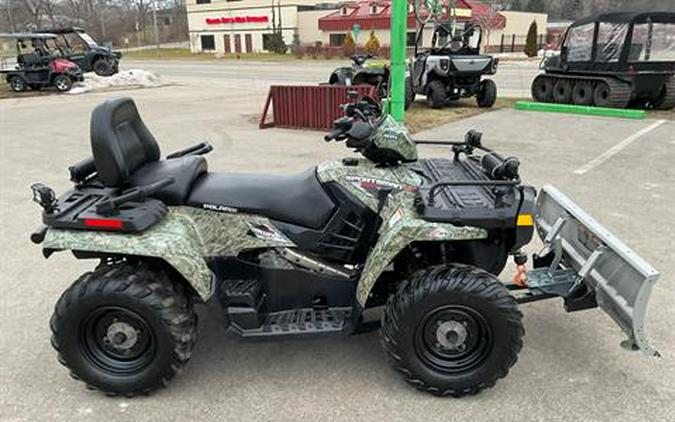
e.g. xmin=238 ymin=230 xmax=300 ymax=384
xmin=318 ymin=0 xmax=506 ymax=31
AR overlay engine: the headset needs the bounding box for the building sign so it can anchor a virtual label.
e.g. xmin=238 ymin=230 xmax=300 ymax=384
xmin=205 ymin=15 xmax=269 ymax=25
xmin=450 ymin=8 xmax=472 ymax=18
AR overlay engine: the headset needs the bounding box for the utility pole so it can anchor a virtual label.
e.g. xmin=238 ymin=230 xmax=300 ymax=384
xmin=389 ymin=0 xmax=407 ymax=121
xmin=152 ymin=0 xmax=160 ymax=54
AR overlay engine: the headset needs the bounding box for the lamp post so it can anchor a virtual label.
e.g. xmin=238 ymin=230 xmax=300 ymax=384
xmin=389 ymin=0 xmax=407 ymax=122
xmin=152 ymin=0 xmax=160 ymax=54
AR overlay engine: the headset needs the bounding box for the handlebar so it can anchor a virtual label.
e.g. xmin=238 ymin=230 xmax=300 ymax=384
xmin=324 ymin=128 xmax=343 ymax=142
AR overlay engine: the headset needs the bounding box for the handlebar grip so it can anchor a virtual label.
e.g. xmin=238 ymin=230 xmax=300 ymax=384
xmin=324 ymin=129 xmax=342 ymax=141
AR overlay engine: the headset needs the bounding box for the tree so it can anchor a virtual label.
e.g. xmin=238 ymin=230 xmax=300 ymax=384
xmin=342 ymin=32 xmax=355 ymax=57
xmin=509 ymin=0 xmax=524 ymax=10
xmin=524 ymin=20 xmax=538 ymax=57
xmin=561 ymin=0 xmax=583 ymax=19
xmin=364 ymin=30 xmax=380 ymax=55
xmin=266 ymin=33 xmax=287 ymax=54
xmin=470 ymin=0 xmax=505 ymax=51
xmin=525 ymin=0 xmax=545 ymax=13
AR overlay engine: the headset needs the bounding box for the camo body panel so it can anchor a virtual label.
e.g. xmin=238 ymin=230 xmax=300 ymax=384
xmin=356 ymin=202 xmax=488 ymax=305
xmin=370 ymin=115 xmax=418 ymax=162
xmin=319 ymin=158 xmax=487 ymax=305
xmin=43 ymin=206 xmax=294 ymax=300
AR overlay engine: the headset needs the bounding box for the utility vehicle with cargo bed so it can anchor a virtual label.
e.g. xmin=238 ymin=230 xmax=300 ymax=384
xmin=533 ymin=12 xmax=675 ymax=109
xmin=0 ymin=33 xmax=83 ymax=92
xmin=31 ymin=94 xmax=660 ymax=397
xmin=37 ymin=27 xmax=122 ymax=76
xmin=408 ymin=20 xmax=499 ymax=109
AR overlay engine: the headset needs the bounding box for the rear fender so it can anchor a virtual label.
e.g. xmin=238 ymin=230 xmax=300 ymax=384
xmin=42 ymin=207 xmax=296 ymax=300
xmin=356 ymin=207 xmax=487 ymax=305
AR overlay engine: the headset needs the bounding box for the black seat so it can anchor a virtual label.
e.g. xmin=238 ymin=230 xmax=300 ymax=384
xmin=186 ymin=168 xmax=335 ymax=229
xmin=90 ymin=97 xmax=207 ymax=204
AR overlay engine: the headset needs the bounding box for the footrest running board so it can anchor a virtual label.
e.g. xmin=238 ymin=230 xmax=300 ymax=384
xmin=229 ymin=307 xmax=353 ymax=340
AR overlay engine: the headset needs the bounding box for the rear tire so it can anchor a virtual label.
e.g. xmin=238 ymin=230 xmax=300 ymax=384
xmin=381 ymin=265 xmax=523 ymax=397
xmin=426 ymin=80 xmax=447 ymax=109
xmin=572 ymin=80 xmax=594 ymax=105
xmin=553 ymin=79 xmax=572 ymax=103
xmin=9 ymin=75 xmax=25 ymax=92
xmin=531 ymin=75 xmax=553 ymax=102
xmin=50 ymin=261 xmax=197 ymax=396
xmin=476 ymin=79 xmax=497 ymax=108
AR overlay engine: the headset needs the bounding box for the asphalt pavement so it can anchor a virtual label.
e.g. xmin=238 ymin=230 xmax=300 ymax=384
xmin=0 ymin=60 xmax=673 ymax=422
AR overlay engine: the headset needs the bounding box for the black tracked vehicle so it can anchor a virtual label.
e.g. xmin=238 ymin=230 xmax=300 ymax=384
xmin=532 ymin=12 xmax=675 ymax=109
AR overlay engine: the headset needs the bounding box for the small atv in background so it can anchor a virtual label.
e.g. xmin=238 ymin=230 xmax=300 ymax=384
xmin=37 ymin=27 xmax=121 ymax=77
xmin=0 ymin=33 xmax=83 ymax=92
xmin=329 ymin=54 xmax=414 ymax=110
xmin=533 ymin=12 xmax=675 ymax=109
xmin=30 ymin=93 xmax=660 ymax=397
xmin=409 ymin=22 xmax=499 ymax=109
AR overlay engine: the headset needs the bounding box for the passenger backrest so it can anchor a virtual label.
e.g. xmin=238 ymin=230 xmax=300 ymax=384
xmin=90 ymin=97 xmax=160 ymax=187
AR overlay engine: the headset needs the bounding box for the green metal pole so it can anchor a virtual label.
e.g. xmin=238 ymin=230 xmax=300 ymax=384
xmin=390 ymin=0 xmax=407 ymax=122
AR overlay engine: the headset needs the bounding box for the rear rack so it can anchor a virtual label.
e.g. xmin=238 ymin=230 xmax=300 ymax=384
xmin=32 ymin=183 xmax=168 ymax=235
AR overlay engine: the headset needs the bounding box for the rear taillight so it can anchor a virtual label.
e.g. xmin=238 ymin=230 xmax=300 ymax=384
xmin=83 ymin=218 xmax=124 ymax=229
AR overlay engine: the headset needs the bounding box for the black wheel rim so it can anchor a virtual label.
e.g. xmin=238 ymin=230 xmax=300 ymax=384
xmin=414 ymin=305 xmax=493 ymax=375
xmin=80 ymin=306 xmax=156 ymax=375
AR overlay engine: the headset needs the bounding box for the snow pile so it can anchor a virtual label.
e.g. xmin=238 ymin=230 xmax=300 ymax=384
xmin=69 ymin=69 xmax=164 ymax=94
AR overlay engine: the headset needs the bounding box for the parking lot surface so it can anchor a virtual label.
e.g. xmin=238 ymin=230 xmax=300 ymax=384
xmin=1 ymin=61 xmax=673 ymax=422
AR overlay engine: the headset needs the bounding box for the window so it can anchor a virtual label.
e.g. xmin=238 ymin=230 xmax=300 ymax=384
xmin=631 ymin=23 xmax=675 ymax=62
xmin=596 ymin=22 xmax=628 ymax=62
xmin=407 ymin=32 xmax=417 ymax=47
xmin=370 ymin=5 xmax=378 ymax=14
xmin=200 ymin=35 xmax=215 ymax=51
xmin=341 ymin=7 xmax=348 ymax=16
xmin=650 ymin=23 xmax=675 ymax=61
xmin=262 ymin=33 xmax=274 ymax=50
xmin=329 ymin=33 xmax=346 ymax=46
xmin=196 ymin=0 xmax=211 ymax=4
xmin=564 ymin=23 xmax=594 ymax=62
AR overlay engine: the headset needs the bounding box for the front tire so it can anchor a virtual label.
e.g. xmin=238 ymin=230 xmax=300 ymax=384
xmin=426 ymin=80 xmax=447 ymax=109
xmin=50 ymin=261 xmax=197 ymax=396
xmin=405 ymin=76 xmax=415 ymax=110
xmin=93 ymin=59 xmax=114 ymax=76
xmin=381 ymin=265 xmax=523 ymax=397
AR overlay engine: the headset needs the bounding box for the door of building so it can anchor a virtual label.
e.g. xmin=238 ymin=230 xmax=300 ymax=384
xmin=223 ymin=35 xmax=231 ymax=53
xmin=234 ymin=34 xmax=242 ymax=53
xmin=245 ymin=34 xmax=253 ymax=53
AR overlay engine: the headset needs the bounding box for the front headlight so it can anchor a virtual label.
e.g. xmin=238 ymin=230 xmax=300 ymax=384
xmin=449 ymin=40 xmax=464 ymax=53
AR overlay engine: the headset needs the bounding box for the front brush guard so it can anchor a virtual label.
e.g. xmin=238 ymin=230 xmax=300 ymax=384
xmin=515 ymin=185 xmax=660 ymax=356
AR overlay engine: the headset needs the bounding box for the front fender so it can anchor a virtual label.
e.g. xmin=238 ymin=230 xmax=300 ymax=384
xmin=42 ymin=207 xmax=295 ymax=300
xmin=356 ymin=207 xmax=487 ymax=305
xmin=329 ymin=67 xmax=353 ymax=85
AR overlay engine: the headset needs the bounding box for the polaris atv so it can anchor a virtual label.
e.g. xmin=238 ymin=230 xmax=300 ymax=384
xmin=409 ymin=23 xmax=499 ymax=109
xmin=31 ymin=95 xmax=659 ymax=397
xmin=329 ymin=54 xmax=414 ymax=110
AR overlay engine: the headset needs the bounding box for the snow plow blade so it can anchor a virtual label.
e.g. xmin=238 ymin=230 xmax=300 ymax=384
xmin=528 ymin=185 xmax=660 ymax=356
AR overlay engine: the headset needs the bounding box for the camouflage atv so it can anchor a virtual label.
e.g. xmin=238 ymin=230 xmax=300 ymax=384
xmin=31 ymin=96 xmax=659 ymax=397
